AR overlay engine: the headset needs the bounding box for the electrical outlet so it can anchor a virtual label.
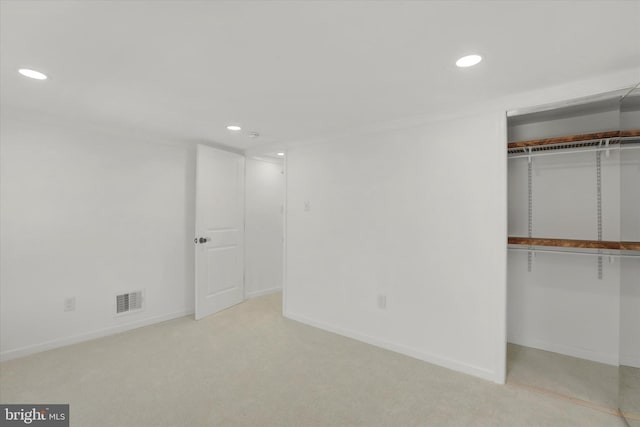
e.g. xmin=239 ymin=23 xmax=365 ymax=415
xmin=64 ymin=297 xmax=76 ymax=312
xmin=377 ymin=294 xmax=386 ymax=309
xmin=304 ymin=200 xmax=311 ymax=212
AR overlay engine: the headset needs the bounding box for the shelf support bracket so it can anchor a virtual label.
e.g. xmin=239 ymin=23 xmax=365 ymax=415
xmin=603 ymin=138 xmax=611 ymax=158
xmin=596 ymin=150 xmax=603 ymax=279
xmin=527 ymin=154 xmax=533 ymax=272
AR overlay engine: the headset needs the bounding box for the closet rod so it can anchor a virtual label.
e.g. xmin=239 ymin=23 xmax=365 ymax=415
xmin=508 ymin=247 xmax=640 ymax=258
xmin=508 ymin=144 xmax=640 ymax=160
xmin=508 ymin=146 xmax=616 ymax=159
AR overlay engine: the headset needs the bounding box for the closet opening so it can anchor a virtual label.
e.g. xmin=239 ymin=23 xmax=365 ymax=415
xmin=506 ymin=87 xmax=640 ymax=424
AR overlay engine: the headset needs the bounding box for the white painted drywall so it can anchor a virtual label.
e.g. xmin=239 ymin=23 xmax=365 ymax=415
xmin=0 ymin=111 xmax=195 ymax=360
xmin=284 ymin=111 xmax=507 ymax=382
xmin=508 ymin=152 xmax=621 ymax=242
xmin=508 ymin=108 xmax=619 ymax=143
xmin=507 ymin=110 xmax=623 ymax=365
xmin=621 ymin=104 xmax=640 ymax=242
xmin=507 ymin=251 xmax=621 ymax=365
xmin=278 ymin=71 xmax=638 ymax=384
xmin=620 ymin=103 xmax=640 ymax=367
xmin=245 ymin=158 xmax=284 ymax=298
xmin=507 ymin=101 xmax=640 ymax=368
xmin=620 ymin=259 xmax=640 ymax=368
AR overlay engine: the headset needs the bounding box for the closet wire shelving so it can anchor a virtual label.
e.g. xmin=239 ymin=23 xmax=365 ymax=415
xmin=507 ymin=130 xmax=640 ymax=269
xmin=508 ymin=131 xmax=640 ymax=159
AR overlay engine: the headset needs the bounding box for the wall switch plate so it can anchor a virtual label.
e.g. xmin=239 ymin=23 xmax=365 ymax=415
xmin=377 ymin=294 xmax=386 ymax=309
xmin=64 ymin=297 xmax=76 ymax=312
xmin=304 ymin=201 xmax=311 ymax=212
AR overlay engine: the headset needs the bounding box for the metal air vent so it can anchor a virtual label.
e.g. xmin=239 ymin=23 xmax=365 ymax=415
xmin=115 ymin=291 xmax=143 ymax=315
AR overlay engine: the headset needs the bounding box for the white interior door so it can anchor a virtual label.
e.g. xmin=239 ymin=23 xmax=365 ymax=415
xmin=195 ymin=145 xmax=245 ymax=320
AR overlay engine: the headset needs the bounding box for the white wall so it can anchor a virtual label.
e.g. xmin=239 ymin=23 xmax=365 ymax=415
xmin=284 ymin=111 xmax=507 ymax=382
xmin=507 ymin=251 xmax=621 ymax=365
xmin=620 ymin=98 xmax=640 ymax=368
xmin=245 ymin=158 xmax=284 ymax=298
xmin=507 ymin=110 xmax=622 ymax=365
xmin=278 ymin=69 xmax=638 ymax=385
xmin=506 ymin=102 xmax=640 ymax=367
xmin=508 ymin=108 xmax=619 ymax=143
xmin=621 ymin=104 xmax=640 ymax=242
xmin=0 ymin=112 xmax=196 ymax=360
xmin=620 ymin=259 xmax=640 ymax=368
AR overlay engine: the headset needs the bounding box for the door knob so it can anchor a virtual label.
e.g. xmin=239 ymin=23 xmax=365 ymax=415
xmin=198 ymin=237 xmax=207 ymax=244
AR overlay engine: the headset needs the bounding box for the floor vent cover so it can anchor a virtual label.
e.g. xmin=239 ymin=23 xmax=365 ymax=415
xmin=116 ymin=291 xmax=143 ymax=315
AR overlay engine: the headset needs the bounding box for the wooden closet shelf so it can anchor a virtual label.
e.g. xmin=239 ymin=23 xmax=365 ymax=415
xmin=508 ymin=237 xmax=640 ymax=251
xmin=620 ymin=241 xmax=640 ymax=251
xmin=507 ymin=130 xmax=639 ymax=149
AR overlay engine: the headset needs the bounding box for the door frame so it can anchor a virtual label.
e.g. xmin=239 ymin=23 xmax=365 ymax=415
xmin=281 ymin=152 xmax=288 ymax=316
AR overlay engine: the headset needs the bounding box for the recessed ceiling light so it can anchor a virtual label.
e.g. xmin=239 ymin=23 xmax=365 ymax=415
xmin=456 ymin=54 xmax=482 ymax=68
xmin=276 ymin=152 xmax=285 ymax=157
xmin=18 ymin=68 xmax=47 ymax=80
xmin=226 ymin=125 xmax=242 ymax=131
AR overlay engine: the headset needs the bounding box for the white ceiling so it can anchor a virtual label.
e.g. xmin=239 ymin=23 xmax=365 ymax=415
xmin=1 ymin=1 xmax=639 ymax=151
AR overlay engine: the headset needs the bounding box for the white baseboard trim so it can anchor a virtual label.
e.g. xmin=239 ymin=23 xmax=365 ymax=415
xmin=284 ymin=311 xmax=499 ymax=383
xmin=0 ymin=310 xmax=194 ymax=362
xmin=620 ymin=353 xmax=640 ymax=369
xmin=246 ymin=287 xmax=282 ymax=299
xmin=507 ymin=335 xmax=618 ymax=366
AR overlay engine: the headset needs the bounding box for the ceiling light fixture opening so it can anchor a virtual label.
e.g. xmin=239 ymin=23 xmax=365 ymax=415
xmin=456 ymin=54 xmax=482 ymax=68
xmin=226 ymin=125 xmax=242 ymax=131
xmin=18 ymin=68 xmax=48 ymax=80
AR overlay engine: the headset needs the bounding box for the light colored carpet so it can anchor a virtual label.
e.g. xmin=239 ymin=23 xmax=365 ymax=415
xmin=0 ymin=293 xmax=628 ymax=426
xmin=620 ymin=365 xmax=640 ymax=425
xmin=507 ymin=343 xmax=619 ymax=409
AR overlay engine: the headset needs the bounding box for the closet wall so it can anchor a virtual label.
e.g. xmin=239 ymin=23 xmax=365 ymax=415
xmin=507 ymin=103 xmax=622 ymax=364
xmin=507 ymin=98 xmax=640 ymax=368
xmin=620 ymin=96 xmax=640 ymax=368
